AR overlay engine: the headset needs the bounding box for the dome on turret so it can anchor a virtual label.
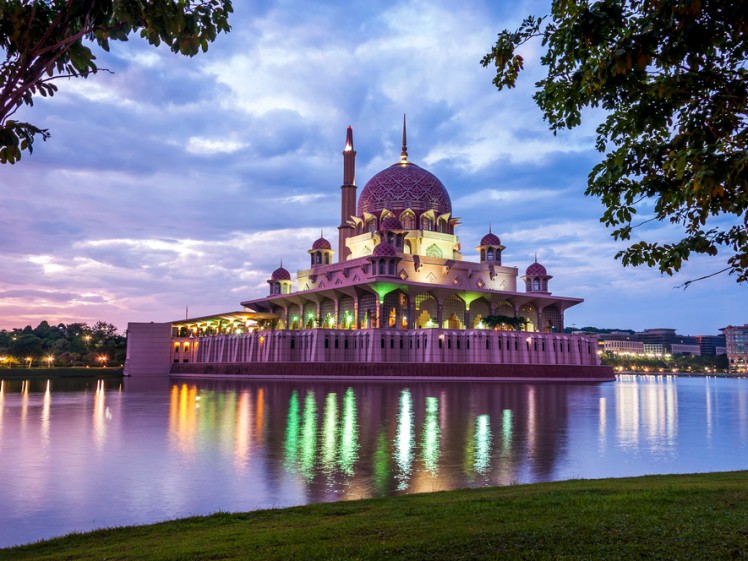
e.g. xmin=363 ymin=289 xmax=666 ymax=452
xmin=311 ymin=237 xmax=331 ymax=250
xmin=480 ymin=232 xmax=501 ymax=246
xmin=271 ymin=266 xmax=291 ymax=281
xmin=526 ymin=262 xmax=548 ymax=276
xmin=357 ymin=162 xmax=451 ymax=217
xmin=380 ymin=216 xmax=403 ymax=231
xmin=372 ymin=242 xmax=397 ymax=257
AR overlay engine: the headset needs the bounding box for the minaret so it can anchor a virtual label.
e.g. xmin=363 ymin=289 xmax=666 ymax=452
xmin=338 ymin=126 xmax=357 ymax=262
xmin=400 ymin=114 xmax=408 ymax=163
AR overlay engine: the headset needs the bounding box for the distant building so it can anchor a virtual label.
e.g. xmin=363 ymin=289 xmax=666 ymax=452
xmin=602 ymin=339 xmax=644 ymax=354
xmin=638 ymin=328 xmax=698 ymax=354
xmin=722 ymin=324 xmax=748 ymax=374
xmin=695 ymin=334 xmax=727 ymax=356
xmin=643 ymin=343 xmax=666 ymax=356
xmin=670 ymin=343 xmax=700 ymax=356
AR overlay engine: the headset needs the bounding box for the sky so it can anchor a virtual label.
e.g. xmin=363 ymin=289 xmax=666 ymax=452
xmin=0 ymin=0 xmax=745 ymax=336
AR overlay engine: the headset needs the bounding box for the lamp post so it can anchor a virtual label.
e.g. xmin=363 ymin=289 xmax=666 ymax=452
xmin=97 ymin=355 xmax=107 ymax=368
xmin=25 ymin=357 xmax=32 ymax=369
xmin=46 ymin=355 xmax=54 ymax=368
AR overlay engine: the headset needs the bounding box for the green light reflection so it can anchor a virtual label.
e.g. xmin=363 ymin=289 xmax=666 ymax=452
xmin=475 ymin=414 xmax=492 ymax=474
xmin=395 ymin=388 xmax=414 ymax=490
xmin=300 ymin=391 xmax=317 ymax=479
xmin=338 ymin=388 xmax=358 ymax=476
xmin=421 ymin=396 xmax=440 ymax=476
xmin=321 ymin=393 xmax=338 ymax=473
xmin=374 ymin=429 xmax=390 ymax=495
xmin=501 ymin=408 xmax=513 ymax=453
xmin=284 ymin=391 xmax=300 ymax=471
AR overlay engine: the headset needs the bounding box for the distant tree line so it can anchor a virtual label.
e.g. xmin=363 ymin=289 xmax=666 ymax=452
xmin=0 ymin=321 xmax=126 ymax=367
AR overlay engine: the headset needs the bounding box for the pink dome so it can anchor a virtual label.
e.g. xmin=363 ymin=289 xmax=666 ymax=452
xmin=526 ymin=262 xmax=548 ymax=276
xmin=480 ymin=232 xmax=501 ymax=246
xmin=357 ymin=162 xmax=451 ymax=216
xmin=372 ymin=242 xmax=397 ymax=257
xmin=380 ymin=216 xmax=403 ymax=230
xmin=311 ymin=237 xmax=331 ymax=250
xmin=271 ymin=266 xmax=291 ymax=281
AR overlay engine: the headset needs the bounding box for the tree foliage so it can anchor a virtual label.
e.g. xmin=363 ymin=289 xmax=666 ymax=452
xmin=482 ymin=0 xmax=748 ymax=283
xmin=0 ymin=0 xmax=233 ymax=163
xmin=482 ymin=315 xmax=529 ymax=331
xmin=0 ymin=320 xmax=127 ymax=365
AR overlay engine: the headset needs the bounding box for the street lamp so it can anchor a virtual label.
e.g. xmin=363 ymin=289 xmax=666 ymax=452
xmin=25 ymin=356 xmax=32 ymax=369
xmin=97 ymin=355 xmax=107 ymax=367
xmin=46 ymin=355 xmax=54 ymax=368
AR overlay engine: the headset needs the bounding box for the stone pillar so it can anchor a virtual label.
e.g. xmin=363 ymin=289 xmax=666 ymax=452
xmin=375 ymin=297 xmax=381 ymax=329
xmin=408 ymin=300 xmax=416 ymax=329
xmin=436 ymin=302 xmax=444 ymax=329
xmin=333 ymin=298 xmax=340 ymax=329
xmin=353 ymin=296 xmax=359 ymax=330
xmin=463 ymin=308 xmax=471 ymax=330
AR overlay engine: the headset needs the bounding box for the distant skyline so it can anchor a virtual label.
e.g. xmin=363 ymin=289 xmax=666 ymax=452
xmin=0 ymin=0 xmax=744 ymax=335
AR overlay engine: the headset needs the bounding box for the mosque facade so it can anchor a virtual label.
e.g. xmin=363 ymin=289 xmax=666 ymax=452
xmin=124 ymin=122 xmax=612 ymax=381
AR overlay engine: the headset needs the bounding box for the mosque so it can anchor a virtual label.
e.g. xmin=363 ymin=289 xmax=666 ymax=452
xmin=124 ymin=121 xmax=612 ymax=380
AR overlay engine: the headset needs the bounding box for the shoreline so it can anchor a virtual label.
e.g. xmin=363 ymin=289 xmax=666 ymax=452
xmin=2 ymin=470 xmax=746 ymax=559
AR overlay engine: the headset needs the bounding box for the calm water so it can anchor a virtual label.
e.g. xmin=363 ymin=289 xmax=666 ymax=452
xmin=1 ymin=375 xmax=746 ymax=547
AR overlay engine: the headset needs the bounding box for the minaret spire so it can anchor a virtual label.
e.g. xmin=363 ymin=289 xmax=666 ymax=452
xmin=339 ymin=125 xmax=358 ymax=262
xmin=400 ymin=114 xmax=408 ymax=163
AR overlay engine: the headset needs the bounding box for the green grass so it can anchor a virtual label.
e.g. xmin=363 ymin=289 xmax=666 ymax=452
xmin=0 ymin=367 xmax=123 ymax=379
xmin=2 ymin=471 xmax=747 ymax=560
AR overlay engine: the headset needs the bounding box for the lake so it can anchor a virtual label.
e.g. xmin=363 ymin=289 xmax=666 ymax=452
xmin=0 ymin=374 xmax=746 ymax=547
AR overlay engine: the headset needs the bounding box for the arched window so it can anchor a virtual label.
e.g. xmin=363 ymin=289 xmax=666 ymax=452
xmin=487 ymin=248 xmax=494 ymax=261
xmin=533 ymin=278 xmax=540 ymax=291
xmin=324 ymin=253 xmax=330 ymax=265
xmin=438 ymin=219 xmax=447 ymax=233
xmin=426 ymin=244 xmax=443 ymax=258
xmin=388 ymin=259 xmax=395 ymax=275
xmin=378 ymin=260 xmax=386 ymax=274
xmin=481 ymin=249 xmax=486 ymax=261
xmin=396 ymin=234 xmax=403 ymax=248
xmin=274 ymin=283 xmax=281 ymax=294
xmin=387 ymin=232 xmax=394 ymax=244
xmin=367 ymin=218 xmax=377 ymax=232
xmin=316 ymin=252 xmax=322 ymax=264
xmin=401 ymin=212 xmax=415 ymax=229
xmin=421 ymin=215 xmax=433 ymax=230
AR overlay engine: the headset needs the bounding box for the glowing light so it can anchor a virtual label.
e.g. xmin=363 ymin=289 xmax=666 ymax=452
xmin=501 ymin=409 xmax=513 ymax=451
xmin=421 ymin=396 xmax=440 ymax=476
xmin=474 ymin=414 xmax=492 ymax=474
xmin=300 ymin=391 xmax=317 ymax=479
xmin=284 ymin=391 xmax=300 ymax=471
xmin=394 ymin=388 xmax=414 ymax=490
xmin=321 ymin=393 xmax=339 ymax=473
xmin=339 ymin=388 xmax=358 ymax=476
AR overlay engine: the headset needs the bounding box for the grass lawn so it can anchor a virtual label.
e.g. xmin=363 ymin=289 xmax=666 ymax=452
xmin=1 ymin=471 xmax=746 ymax=560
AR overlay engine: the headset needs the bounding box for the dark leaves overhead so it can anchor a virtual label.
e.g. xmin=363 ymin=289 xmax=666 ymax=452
xmin=0 ymin=0 xmax=233 ymax=163
xmin=482 ymin=0 xmax=748 ymax=283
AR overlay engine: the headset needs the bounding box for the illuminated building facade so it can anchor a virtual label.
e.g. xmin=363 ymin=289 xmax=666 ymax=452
xmin=722 ymin=324 xmax=748 ymax=374
xmin=125 ymin=122 xmax=612 ymax=380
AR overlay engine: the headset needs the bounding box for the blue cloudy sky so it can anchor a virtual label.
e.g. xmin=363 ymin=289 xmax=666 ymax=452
xmin=1 ymin=0 xmax=744 ymax=335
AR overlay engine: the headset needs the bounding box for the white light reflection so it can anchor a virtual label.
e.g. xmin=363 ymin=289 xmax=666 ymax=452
xmin=474 ymin=414 xmax=492 ymax=474
xmin=321 ymin=393 xmax=338 ymax=474
xmin=233 ymin=390 xmax=252 ymax=474
xmin=92 ymin=379 xmax=107 ymax=451
xmin=41 ymin=380 xmax=51 ymax=448
xmin=616 ymin=376 xmax=678 ymax=455
xmin=394 ymin=388 xmax=414 ymax=490
xmin=421 ymin=396 xmax=440 ymax=476
xmin=598 ymin=397 xmax=606 ymax=453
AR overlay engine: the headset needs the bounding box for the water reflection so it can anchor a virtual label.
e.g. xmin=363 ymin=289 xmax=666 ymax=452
xmin=1 ymin=375 xmax=747 ymax=549
xmin=616 ymin=376 xmax=678 ymax=456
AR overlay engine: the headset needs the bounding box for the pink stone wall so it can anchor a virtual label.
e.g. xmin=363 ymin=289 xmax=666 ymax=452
xmin=180 ymin=329 xmax=601 ymax=367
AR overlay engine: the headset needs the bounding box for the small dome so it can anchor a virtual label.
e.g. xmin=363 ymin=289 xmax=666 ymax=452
xmin=480 ymin=232 xmax=501 ymax=246
xmin=358 ymin=162 xmax=452 ymax=216
xmin=526 ymin=262 xmax=548 ymax=276
xmin=380 ymin=216 xmax=403 ymax=231
xmin=372 ymin=242 xmax=397 ymax=257
xmin=311 ymin=237 xmax=331 ymax=250
xmin=271 ymin=266 xmax=291 ymax=281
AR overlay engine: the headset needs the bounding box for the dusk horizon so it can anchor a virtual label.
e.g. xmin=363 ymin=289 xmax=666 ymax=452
xmin=1 ymin=0 xmax=744 ymax=336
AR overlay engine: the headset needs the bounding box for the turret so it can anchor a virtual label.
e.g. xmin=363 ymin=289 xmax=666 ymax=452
xmin=523 ymin=256 xmax=552 ymax=293
xmin=309 ymin=233 xmax=334 ymax=267
xmin=476 ymin=227 xmax=504 ymax=264
xmin=338 ymin=126 xmax=357 ymax=262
